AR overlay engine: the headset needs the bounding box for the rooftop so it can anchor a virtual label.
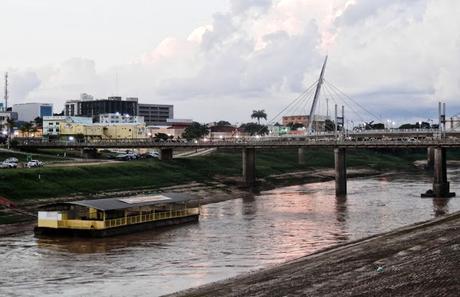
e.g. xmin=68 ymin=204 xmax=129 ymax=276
xmin=43 ymin=193 xmax=195 ymax=211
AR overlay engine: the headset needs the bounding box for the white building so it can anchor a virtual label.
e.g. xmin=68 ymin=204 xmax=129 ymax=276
xmin=12 ymin=103 xmax=53 ymax=122
xmin=43 ymin=116 xmax=93 ymax=137
xmin=0 ymin=111 xmax=18 ymax=132
xmin=450 ymin=116 xmax=460 ymax=131
xmin=98 ymin=113 xmax=144 ymax=124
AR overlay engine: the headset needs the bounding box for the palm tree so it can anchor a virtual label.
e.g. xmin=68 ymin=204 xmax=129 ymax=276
xmin=22 ymin=122 xmax=33 ymax=137
xmin=6 ymin=117 xmax=15 ymax=134
xmin=251 ymin=110 xmax=267 ymax=124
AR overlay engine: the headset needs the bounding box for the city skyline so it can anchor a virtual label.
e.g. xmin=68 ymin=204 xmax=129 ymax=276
xmin=1 ymin=0 xmax=459 ymax=123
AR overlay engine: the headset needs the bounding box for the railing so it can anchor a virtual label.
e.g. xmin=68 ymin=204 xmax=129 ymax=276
xmin=104 ymin=208 xmax=200 ymax=229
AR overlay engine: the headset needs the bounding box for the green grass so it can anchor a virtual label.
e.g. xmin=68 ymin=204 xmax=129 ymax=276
xmin=1 ymin=148 xmax=459 ymax=202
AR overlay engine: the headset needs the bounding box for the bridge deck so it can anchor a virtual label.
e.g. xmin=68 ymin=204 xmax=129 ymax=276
xmin=13 ymin=138 xmax=460 ymax=149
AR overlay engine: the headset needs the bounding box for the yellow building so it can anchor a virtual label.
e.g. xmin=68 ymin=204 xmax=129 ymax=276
xmin=59 ymin=123 xmax=146 ymax=140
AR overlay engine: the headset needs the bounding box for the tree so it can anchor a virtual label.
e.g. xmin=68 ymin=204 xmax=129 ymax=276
xmin=251 ymin=110 xmax=267 ymax=124
xmin=154 ymin=133 xmax=169 ymax=141
xmin=34 ymin=117 xmax=43 ymax=128
xmin=325 ymin=119 xmax=336 ymax=131
xmin=287 ymin=122 xmax=304 ymax=130
xmin=239 ymin=123 xmax=269 ymax=136
xmin=22 ymin=122 xmax=33 ymax=137
xmin=216 ymin=120 xmax=231 ymax=126
xmin=365 ymin=121 xmax=384 ymax=130
xmin=182 ymin=122 xmax=210 ymax=140
xmin=399 ymin=123 xmax=414 ymax=129
xmin=6 ymin=117 xmax=15 ymax=134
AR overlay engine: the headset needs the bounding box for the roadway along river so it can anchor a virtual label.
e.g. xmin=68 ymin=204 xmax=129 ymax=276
xmin=1 ymin=168 xmax=460 ymax=297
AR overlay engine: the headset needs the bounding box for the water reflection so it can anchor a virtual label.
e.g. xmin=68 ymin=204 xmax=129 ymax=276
xmin=433 ymin=198 xmax=450 ymax=217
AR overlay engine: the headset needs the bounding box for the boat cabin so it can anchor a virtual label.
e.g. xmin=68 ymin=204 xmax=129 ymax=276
xmin=35 ymin=193 xmax=200 ymax=237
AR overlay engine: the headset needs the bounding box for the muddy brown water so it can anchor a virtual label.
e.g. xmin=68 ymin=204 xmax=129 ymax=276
xmin=1 ymin=168 xmax=460 ymax=297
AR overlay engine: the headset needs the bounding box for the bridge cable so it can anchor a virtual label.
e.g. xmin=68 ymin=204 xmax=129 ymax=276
xmin=322 ymin=82 xmax=368 ymax=124
xmin=324 ymin=79 xmax=382 ymax=121
xmin=265 ymin=80 xmax=318 ymax=125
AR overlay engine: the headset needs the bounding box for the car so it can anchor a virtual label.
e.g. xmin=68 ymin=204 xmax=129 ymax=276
xmin=26 ymin=160 xmax=44 ymax=168
xmin=148 ymin=152 xmax=160 ymax=158
xmin=0 ymin=162 xmax=17 ymax=169
xmin=115 ymin=153 xmax=131 ymax=161
xmin=4 ymin=157 xmax=18 ymax=163
xmin=115 ymin=153 xmax=138 ymax=161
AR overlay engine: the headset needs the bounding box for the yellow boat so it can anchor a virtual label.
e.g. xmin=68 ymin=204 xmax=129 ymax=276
xmin=34 ymin=193 xmax=200 ymax=237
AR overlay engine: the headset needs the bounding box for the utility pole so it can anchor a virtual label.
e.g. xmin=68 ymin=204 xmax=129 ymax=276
xmin=4 ymin=72 xmax=8 ymax=111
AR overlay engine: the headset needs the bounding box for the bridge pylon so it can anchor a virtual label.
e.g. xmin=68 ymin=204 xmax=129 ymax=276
xmin=335 ymin=148 xmax=347 ymax=196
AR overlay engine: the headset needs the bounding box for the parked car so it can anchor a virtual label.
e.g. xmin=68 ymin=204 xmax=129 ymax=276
xmin=115 ymin=153 xmax=138 ymax=161
xmin=4 ymin=157 xmax=18 ymax=164
xmin=26 ymin=160 xmax=44 ymax=168
xmin=0 ymin=161 xmax=17 ymax=169
xmin=141 ymin=152 xmax=160 ymax=159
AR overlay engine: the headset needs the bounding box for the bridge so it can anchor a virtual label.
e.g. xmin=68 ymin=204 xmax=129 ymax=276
xmin=13 ymin=135 xmax=460 ymax=199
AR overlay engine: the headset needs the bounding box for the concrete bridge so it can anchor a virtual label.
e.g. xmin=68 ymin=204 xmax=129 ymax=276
xmin=13 ymin=136 xmax=460 ymax=199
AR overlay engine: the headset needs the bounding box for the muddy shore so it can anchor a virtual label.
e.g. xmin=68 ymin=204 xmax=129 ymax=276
xmin=168 ymin=210 xmax=460 ymax=297
xmin=0 ymin=167 xmax=380 ymax=236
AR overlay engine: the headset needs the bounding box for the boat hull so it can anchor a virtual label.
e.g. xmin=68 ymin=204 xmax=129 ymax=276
xmin=34 ymin=214 xmax=199 ymax=238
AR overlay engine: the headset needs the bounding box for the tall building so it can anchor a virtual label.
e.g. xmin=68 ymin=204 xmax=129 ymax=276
xmin=138 ymin=103 xmax=173 ymax=126
xmin=12 ymin=103 xmax=53 ymax=122
xmin=80 ymin=97 xmax=138 ymax=118
xmin=64 ymin=95 xmax=173 ymax=125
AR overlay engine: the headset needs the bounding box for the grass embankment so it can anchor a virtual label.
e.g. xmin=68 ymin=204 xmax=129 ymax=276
xmin=2 ymin=148 xmax=458 ymax=203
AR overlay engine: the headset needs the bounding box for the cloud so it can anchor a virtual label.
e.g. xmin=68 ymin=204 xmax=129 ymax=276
xmin=5 ymin=0 xmax=460 ymax=123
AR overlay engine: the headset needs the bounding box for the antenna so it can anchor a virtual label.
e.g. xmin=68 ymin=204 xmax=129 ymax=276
xmin=4 ymin=72 xmax=8 ymax=111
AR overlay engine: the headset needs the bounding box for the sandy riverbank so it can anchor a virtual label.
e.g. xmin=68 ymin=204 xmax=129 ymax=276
xmin=0 ymin=167 xmax=381 ymax=236
xmin=168 ymin=209 xmax=460 ymax=297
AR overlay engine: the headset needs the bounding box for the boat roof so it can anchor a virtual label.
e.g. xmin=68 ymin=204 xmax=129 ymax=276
xmin=44 ymin=193 xmax=195 ymax=211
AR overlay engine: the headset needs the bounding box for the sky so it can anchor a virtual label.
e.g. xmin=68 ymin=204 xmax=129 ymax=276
xmin=1 ymin=0 xmax=459 ymax=125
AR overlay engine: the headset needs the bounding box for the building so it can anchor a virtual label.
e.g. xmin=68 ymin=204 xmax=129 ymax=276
xmin=64 ymin=100 xmax=81 ymax=116
xmin=0 ymin=111 xmax=18 ymax=132
xmin=43 ymin=116 xmax=93 ymax=137
xmin=208 ymin=124 xmax=238 ymax=139
xmin=451 ymin=117 xmax=460 ymax=131
xmin=138 ymin=103 xmax=173 ymax=126
xmin=60 ymin=123 xmax=146 ymax=140
xmin=80 ymin=97 xmax=138 ymax=118
xmin=64 ymin=93 xmax=95 ymax=116
xmin=282 ymin=115 xmax=330 ymax=132
xmin=43 ymin=115 xmax=145 ymax=140
xmin=12 ymin=103 xmax=53 ymax=122
xmin=99 ymin=113 xmax=144 ymax=124
xmin=146 ymin=119 xmax=192 ymax=139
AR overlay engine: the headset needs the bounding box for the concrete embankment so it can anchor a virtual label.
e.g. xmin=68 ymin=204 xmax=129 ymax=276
xmin=168 ymin=211 xmax=460 ymax=297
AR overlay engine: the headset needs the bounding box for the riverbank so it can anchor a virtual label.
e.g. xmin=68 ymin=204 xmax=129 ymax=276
xmin=169 ymin=209 xmax=460 ymax=297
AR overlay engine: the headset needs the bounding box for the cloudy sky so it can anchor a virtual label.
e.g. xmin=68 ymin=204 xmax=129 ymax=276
xmin=1 ymin=0 xmax=459 ymax=124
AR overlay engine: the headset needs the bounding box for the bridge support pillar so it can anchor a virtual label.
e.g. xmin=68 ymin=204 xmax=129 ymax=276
xmin=242 ymin=148 xmax=256 ymax=187
xmin=432 ymin=147 xmax=455 ymax=197
xmin=335 ymin=148 xmax=347 ymax=196
xmin=426 ymin=147 xmax=435 ymax=170
xmin=160 ymin=148 xmax=173 ymax=161
xmin=298 ymin=148 xmax=305 ymax=165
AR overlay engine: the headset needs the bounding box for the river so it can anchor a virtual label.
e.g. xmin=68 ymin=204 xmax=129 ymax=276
xmin=1 ymin=168 xmax=460 ymax=297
